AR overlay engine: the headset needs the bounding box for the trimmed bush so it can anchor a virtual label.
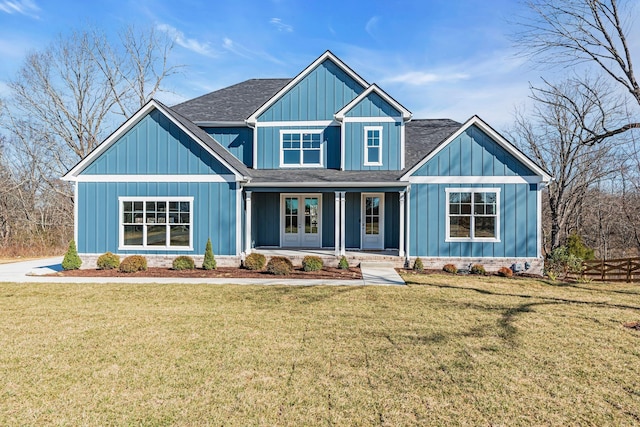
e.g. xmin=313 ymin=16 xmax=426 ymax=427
xmin=470 ymin=264 xmax=486 ymax=275
xmin=244 ymin=252 xmax=266 ymax=270
xmin=413 ymin=257 xmax=424 ymax=273
xmin=96 ymin=252 xmax=120 ymax=270
xmin=338 ymin=256 xmax=349 ymax=270
xmin=498 ymin=266 xmax=513 ymax=278
xmin=302 ymin=255 xmax=323 ymax=272
xmin=119 ymin=255 xmax=148 ymax=273
xmin=443 ymin=263 xmax=457 ymax=274
xmin=173 ymin=255 xmax=195 ymax=270
xmin=202 ymin=238 xmax=216 ymax=270
xmin=62 ymin=240 xmax=82 ymax=271
xmin=266 ymin=256 xmax=293 ymax=275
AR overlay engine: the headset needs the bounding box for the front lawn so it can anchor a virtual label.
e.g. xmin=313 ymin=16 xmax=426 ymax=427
xmin=1 ymin=275 xmax=639 ymax=425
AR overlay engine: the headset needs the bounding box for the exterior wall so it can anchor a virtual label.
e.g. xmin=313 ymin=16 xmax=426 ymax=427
xmin=343 ymin=121 xmax=401 ymax=170
xmin=202 ymin=127 xmax=253 ymax=167
xmin=258 ymin=59 xmax=365 ymax=122
xmin=412 ymin=125 xmax=534 ymax=177
xmin=409 ymin=183 xmax=538 ymax=258
xmin=345 ymin=92 xmax=401 ymax=118
xmin=77 ymin=181 xmax=238 ymax=256
xmin=256 ymin=125 xmax=340 ymax=169
xmin=83 ymin=110 xmax=230 ymax=175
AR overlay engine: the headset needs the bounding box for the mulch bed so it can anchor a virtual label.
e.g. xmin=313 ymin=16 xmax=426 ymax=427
xmin=52 ymin=266 xmax=362 ymax=280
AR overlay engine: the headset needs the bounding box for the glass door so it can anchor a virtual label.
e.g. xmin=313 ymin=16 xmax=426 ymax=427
xmin=361 ymin=193 xmax=384 ymax=250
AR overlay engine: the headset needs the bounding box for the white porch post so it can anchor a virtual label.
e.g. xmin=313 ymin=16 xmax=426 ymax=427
xmin=245 ymin=190 xmax=252 ymax=255
xmin=340 ymin=191 xmax=346 ymax=256
xmin=399 ymin=190 xmax=405 ymax=258
xmin=405 ymin=186 xmax=411 ymax=265
xmin=334 ymin=191 xmax=340 ymax=256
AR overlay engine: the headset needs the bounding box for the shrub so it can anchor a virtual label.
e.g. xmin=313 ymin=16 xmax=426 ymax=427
xmin=566 ymin=233 xmax=595 ymax=260
xmin=96 ymin=252 xmax=120 ymax=270
xmin=119 ymin=255 xmax=148 ymax=273
xmin=244 ymin=252 xmax=266 ymax=270
xmin=498 ymin=266 xmax=513 ymax=278
xmin=202 ymin=238 xmax=216 ymax=270
xmin=413 ymin=257 xmax=424 ymax=273
xmin=338 ymin=256 xmax=349 ymax=270
xmin=172 ymin=255 xmax=195 ymax=270
xmin=470 ymin=264 xmax=486 ymax=275
xmin=302 ymin=255 xmax=323 ymax=272
xmin=266 ymin=256 xmax=293 ymax=275
xmin=443 ymin=263 xmax=457 ymax=274
xmin=61 ymin=240 xmax=82 ymax=270
xmin=546 ymin=245 xmax=584 ymax=280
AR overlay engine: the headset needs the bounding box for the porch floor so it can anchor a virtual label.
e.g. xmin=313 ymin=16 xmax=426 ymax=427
xmin=252 ymin=248 xmax=405 ymax=268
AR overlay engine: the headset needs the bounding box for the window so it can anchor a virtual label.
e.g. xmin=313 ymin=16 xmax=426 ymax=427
xmin=364 ymin=126 xmax=383 ymax=166
xmin=446 ymin=189 xmax=500 ymax=241
xmin=281 ymin=130 xmax=323 ymax=167
xmin=120 ymin=197 xmax=193 ymax=249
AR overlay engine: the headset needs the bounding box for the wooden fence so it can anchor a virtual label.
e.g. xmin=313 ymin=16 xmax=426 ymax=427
xmin=580 ymin=257 xmax=640 ymax=282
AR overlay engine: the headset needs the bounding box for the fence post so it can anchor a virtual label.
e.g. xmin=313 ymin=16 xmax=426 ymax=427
xmin=627 ymin=259 xmax=632 ymax=283
xmin=601 ymin=259 xmax=605 ymax=281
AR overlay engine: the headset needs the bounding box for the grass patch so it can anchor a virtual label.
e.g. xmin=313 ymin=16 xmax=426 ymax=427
xmin=1 ymin=275 xmax=640 ymax=425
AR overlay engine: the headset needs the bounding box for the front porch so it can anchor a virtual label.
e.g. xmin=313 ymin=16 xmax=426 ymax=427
xmin=252 ymin=248 xmax=406 ymax=268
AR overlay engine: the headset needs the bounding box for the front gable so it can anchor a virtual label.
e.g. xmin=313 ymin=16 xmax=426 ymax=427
xmin=82 ymin=109 xmax=234 ymax=176
xmin=344 ymin=91 xmax=401 ymax=118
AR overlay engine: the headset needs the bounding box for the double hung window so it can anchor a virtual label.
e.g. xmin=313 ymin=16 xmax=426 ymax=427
xmin=281 ymin=130 xmax=323 ymax=166
xmin=120 ymin=197 xmax=192 ymax=249
xmin=364 ymin=126 xmax=383 ymax=166
xmin=446 ymin=189 xmax=499 ymax=241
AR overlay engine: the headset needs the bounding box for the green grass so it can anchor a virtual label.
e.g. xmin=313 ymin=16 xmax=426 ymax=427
xmin=1 ymin=275 xmax=640 ymax=425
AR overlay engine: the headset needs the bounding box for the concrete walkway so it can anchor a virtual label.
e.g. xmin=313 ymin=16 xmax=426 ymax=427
xmin=0 ymin=257 xmax=405 ymax=286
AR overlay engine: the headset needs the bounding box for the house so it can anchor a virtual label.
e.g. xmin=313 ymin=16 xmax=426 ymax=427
xmin=62 ymin=51 xmax=551 ymax=273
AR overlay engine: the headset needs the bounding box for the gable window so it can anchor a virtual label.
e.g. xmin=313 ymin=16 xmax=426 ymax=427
xmin=364 ymin=126 xmax=383 ymax=166
xmin=280 ymin=130 xmax=323 ymax=167
xmin=446 ymin=188 xmax=500 ymax=242
xmin=119 ymin=197 xmax=193 ymax=250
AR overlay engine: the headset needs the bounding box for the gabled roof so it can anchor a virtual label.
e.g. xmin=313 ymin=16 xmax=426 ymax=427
xmin=172 ymin=78 xmax=291 ymax=123
xmin=62 ymin=99 xmax=251 ymax=181
xmin=246 ymin=50 xmax=369 ymax=125
xmin=401 ymin=115 xmax=552 ymax=182
xmin=334 ymin=84 xmax=412 ymax=121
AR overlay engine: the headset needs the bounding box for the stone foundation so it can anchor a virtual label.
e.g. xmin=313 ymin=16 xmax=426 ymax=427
xmin=79 ymin=254 xmax=242 ymax=269
xmin=410 ymin=257 xmax=544 ymax=276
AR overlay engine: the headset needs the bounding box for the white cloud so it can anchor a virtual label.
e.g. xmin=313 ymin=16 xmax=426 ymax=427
xmin=156 ymin=23 xmax=217 ymax=57
xmin=385 ymin=71 xmax=470 ymax=85
xmin=365 ymin=16 xmax=379 ymax=38
xmin=270 ymin=18 xmax=293 ymax=33
xmin=222 ymin=38 xmax=286 ymax=66
xmin=0 ymin=0 xmax=39 ymax=18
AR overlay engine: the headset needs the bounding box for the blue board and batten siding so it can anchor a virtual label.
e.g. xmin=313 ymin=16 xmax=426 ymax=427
xmin=409 ymin=125 xmax=540 ymax=258
xmin=77 ymin=107 xmax=240 ymax=256
xmin=343 ymin=122 xmax=401 ymax=171
xmin=203 ymin=127 xmax=253 ymax=168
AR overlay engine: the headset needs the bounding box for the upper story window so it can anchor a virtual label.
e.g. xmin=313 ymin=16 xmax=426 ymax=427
xmin=364 ymin=126 xmax=383 ymax=166
xmin=119 ymin=197 xmax=193 ymax=250
xmin=446 ymin=188 xmax=500 ymax=242
xmin=280 ymin=130 xmax=323 ymax=167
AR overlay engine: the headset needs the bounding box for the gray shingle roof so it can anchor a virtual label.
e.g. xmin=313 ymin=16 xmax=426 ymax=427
xmin=404 ymin=119 xmax=461 ymax=172
xmin=172 ymin=78 xmax=292 ymax=123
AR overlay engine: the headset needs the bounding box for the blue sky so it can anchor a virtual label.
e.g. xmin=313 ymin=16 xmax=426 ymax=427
xmin=0 ymin=0 xmax=561 ymax=129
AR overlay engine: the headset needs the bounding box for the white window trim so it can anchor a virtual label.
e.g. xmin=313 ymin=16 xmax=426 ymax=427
xmin=279 ymin=129 xmax=324 ymax=168
xmin=118 ymin=196 xmax=194 ymax=251
xmin=445 ymin=188 xmax=500 ymax=243
xmin=363 ymin=126 xmax=383 ymax=166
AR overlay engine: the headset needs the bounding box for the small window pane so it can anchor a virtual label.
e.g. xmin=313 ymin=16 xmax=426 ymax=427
xmin=170 ymin=225 xmax=190 ymax=246
xmin=124 ymin=225 xmax=143 ymax=246
xmin=123 ymin=213 xmax=133 ymax=223
xmin=134 ymin=201 xmax=143 ymax=211
xmin=303 ymin=150 xmax=320 ymax=164
xmin=460 ymin=193 xmax=471 ymax=203
xmin=474 ymin=204 xmax=485 ymax=215
xmin=284 ymin=150 xmax=300 ymax=164
xmin=450 ymin=216 xmax=471 ymax=238
xmin=147 ymin=225 xmax=166 ymax=246
xmin=461 ymin=203 xmax=471 ymax=215
xmin=475 ymin=217 xmax=496 ymax=238
xmin=169 ymin=202 xmax=179 ymax=212
xmin=123 ymin=202 xmax=132 ymax=212
xmin=179 ymin=213 xmax=190 ymax=224
xmin=367 ymin=147 xmax=379 ymax=163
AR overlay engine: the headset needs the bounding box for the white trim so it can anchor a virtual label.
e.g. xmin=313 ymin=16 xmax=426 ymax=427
xmin=405 ymin=186 xmax=411 ymax=263
xmin=236 ymin=184 xmax=242 ymax=256
xmin=279 ymin=193 xmax=323 ymax=248
xmin=73 ymin=182 xmax=79 ymax=246
xmin=445 ymin=188 xmax=501 ymax=243
xmin=401 ymin=115 xmax=552 ymax=182
xmin=340 ymin=191 xmax=346 ymax=255
xmin=245 ymin=191 xmax=252 ymax=254
xmin=400 ymin=125 xmax=405 ymax=170
xmin=71 ymin=174 xmax=237 ymax=183
xmin=407 ymin=176 xmax=542 ymax=184
xmin=63 ymin=100 xmax=245 ymax=181
xmin=342 ymin=117 xmax=401 ymax=123
xmin=246 ymin=51 xmax=369 ymax=125
xmin=334 ymin=192 xmax=340 ymax=256
xmin=255 ymin=120 xmax=337 ymax=127
xmin=334 ymin=84 xmax=412 ymax=121
xmin=279 ymin=129 xmax=324 ymax=168
xmin=363 ymin=126 xmax=383 ymax=166
xmin=399 ymin=191 xmax=405 ymax=258
xmin=361 ymin=192 xmax=385 ymax=250
xmin=340 ymin=122 xmax=346 ymax=170
xmin=246 ymin=181 xmax=408 ymax=188
xmin=249 ymin=122 xmax=258 ymax=170
xmin=537 ymin=183 xmax=543 ymax=258
xmin=118 ymin=196 xmax=194 ymax=251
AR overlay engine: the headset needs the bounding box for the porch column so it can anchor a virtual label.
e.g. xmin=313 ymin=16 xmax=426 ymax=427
xmin=340 ymin=191 xmax=346 ymax=256
xmin=399 ymin=190 xmax=405 ymax=258
xmin=245 ymin=190 xmax=252 ymax=255
xmin=405 ymin=186 xmax=411 ymax=265
xmin=334 ymin=191 xmax=340 ymax=256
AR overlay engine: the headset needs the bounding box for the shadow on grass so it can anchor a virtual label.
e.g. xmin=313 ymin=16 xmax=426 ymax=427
xmin=254 ymin=284 xmax=365 ymax=305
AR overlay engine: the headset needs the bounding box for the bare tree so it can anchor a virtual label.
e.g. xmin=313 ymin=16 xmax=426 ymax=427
xmin=515 ymin=0 xmax=640 ymax=144
xmin=510 ymin=77 xmax=622 ymax=252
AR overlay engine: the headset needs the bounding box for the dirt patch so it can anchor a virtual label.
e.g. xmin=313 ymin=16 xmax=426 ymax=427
xmin=623 ymin=321 xmax=640 ymax=331
xmin=52 ymin=266 xmax=362 ymax=280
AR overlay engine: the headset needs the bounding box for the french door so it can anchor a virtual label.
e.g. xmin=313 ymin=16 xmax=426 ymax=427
xmin=281 ymin=194 xmax=322 ymax=247
xmin=361 ymin=193 xmax=384 ymax=250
